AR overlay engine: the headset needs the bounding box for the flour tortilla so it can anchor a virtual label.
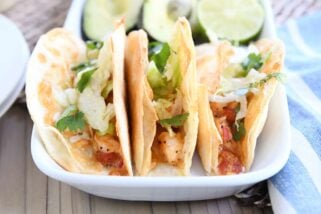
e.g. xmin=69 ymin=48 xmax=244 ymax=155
xmin=196 ymin=39 xmax=285 ymax=174
xmin=125 ymin=18 xmax=198 ymax=176
xmin=26 ymin=24 xmax=133 ymax=175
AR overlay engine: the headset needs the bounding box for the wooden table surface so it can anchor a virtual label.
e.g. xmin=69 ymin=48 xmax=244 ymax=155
xmin=1 ymin=0 xmax=320 ymax=213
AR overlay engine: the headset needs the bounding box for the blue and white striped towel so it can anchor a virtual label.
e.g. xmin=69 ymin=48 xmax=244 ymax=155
xmin=268 ymin=12 xmax=321 ymax=213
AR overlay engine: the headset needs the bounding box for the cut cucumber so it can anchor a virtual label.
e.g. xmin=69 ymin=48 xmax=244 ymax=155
xmin=83 ymin=0 xmax=143 ymax=41
xmin=143 ymin=0 xmax=193 ymax=42
xmin=197 ymin=0 xmax=265 ymax=43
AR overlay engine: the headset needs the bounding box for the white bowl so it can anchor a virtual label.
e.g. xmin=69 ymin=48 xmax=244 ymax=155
xmin=30 ymin=0 xmax=291 ymax=201
xmin=0 ymin=15 xmax=29 ymax=117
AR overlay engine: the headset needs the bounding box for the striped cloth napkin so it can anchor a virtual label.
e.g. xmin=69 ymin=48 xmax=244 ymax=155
xmin=268 ymin=12 xmax=321 ymax=213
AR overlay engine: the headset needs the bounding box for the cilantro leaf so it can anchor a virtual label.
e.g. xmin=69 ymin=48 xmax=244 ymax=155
xmin=76 ymin=67 xmax=97 ymax=92
xmin=148 ymin=42 xmax=170 ymax=73
xmin=56 ymin=111 xmax=85 ymax=132
xmin=159 ymin=113 xmax=189 ymax=128
xmin=86 ymin=41 xmax=103 ymax=50
xmin=233 ymin=120 xmax=246 ymax=141
xmin=241 ymin=53 xmax=263 ymax=76
xmin=71 ymin=60 xmax=96 ymax=73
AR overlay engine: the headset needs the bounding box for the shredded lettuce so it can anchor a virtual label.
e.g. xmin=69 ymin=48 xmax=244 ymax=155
xmin=147 ymin=39 xmax=182 ymax=100
xmin=96 ymin=121 xmax=115 ymax=136
xmin=153 ymin=98 xmax=172 ymax=120
xmin=78 ymin=88 xmax=115 ymax=133
xmin=147 ymin=61 xmax=167 ymax=92
xmin=101 ymin=80 xmax=113 ymax=98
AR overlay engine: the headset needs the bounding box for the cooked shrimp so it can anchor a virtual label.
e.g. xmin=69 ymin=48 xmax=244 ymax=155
xmin=157 ymin=132 xmax=184 ymax=165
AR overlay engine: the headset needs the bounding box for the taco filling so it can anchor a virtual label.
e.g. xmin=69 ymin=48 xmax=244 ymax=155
xmin=205 ymin=44 xmax=283 ymax=175
xmin=147 ymin=41 xmax=189 ymax=169
xmin=30 ymin=27 xmax=132 ymax=175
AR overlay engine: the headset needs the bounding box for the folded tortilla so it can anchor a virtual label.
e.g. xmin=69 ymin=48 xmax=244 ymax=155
xmin=196 ymin=39 xmax=285 ymax=175
xmin=26 ymin=22 xmax=133 ymax=176
xmin=125 ymin=18 xmax=198 ymax=176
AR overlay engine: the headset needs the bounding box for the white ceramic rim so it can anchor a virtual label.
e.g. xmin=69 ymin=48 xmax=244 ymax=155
xmin=0 ymin=15 xmax=29 ymax=105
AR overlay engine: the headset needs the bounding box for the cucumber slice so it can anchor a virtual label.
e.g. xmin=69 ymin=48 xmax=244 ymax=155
xmin=83 ymin=0 xmax=143 ymax=41
xmin=143 ymin=0 xmax=193 ymax=42
xmin=197 ymin=0 xmax=265 ymax=43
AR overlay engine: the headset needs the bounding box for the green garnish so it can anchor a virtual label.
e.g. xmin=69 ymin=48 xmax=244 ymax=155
xmin=148 ymin=42 xmax=170 ymax=73
xmin=76 ymin=67 xmax=97 ymax=92
xmin=249 ymin=72 xmax=285 ymax=89
xmin=71 ymin=60 xmax=96 ymax=73
xmin=242 ymin=53 xmax=263 ymax=75
xmin=159 ymin=113 xmax=189 ymax=128
xmin=86 ymin=41 xmax=103 ymax=50
xmin=233 ymin=120 xmax=245 ymax=141
xmin=56 ymin=111 xmax=86 ymax=132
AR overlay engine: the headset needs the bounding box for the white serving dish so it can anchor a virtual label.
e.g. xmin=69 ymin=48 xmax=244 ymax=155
xmin=31 ymin=0 xmax=291 ymax=201
xmin=0 ymin=15 xmax=29 ymax=117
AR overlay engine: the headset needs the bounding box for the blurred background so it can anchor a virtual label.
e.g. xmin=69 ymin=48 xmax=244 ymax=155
xmin=1 ymin=0 xmax=321 ymax=49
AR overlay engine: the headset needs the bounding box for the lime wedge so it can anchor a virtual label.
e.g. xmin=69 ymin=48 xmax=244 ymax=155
xmin=143 ymin=0 xmax=193 ymax=42
xmin=197 ymin=0 xmax=265 ymax=43
xmin=83 ymin=0 xmax=143 ymax=41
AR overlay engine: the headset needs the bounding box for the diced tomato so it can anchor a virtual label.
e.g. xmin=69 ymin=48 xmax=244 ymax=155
xmin=222 ymin=124 xmax=233 ymax=142
xmin=95 ymin=151 xmax=123 ymax=168
xmin=223 ymin=107 xmax=236 ymax=124
xmin=218 ymin=150 xmax=243 ymax=175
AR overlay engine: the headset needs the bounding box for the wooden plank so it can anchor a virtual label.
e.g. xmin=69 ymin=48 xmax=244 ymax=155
xmin=190 ymin=201 xmax=208 ymax=214
xmin=71 ymin=188 xmax=91 ymax=214
xmin=241 ymin=206 xmax=254 ymax=214
xmin=228 ymin=198 xmax=242 ymax=214
xmin=253 ymin=206 xmax=264 ymax=214
xmin=47 ymin=178 xmax=60 ymax=214
xmin=263 ymin=207 xmax=273 ymax=214
xmin=175 ymin=202 xmax=190 ymax=214
xmin=216 ymin=198 xmax=232 ymax=214
xmin=0 ymin=106 xmax=27 ymax=214
xmin=206 ymin=200 xmax=220 ymax=214
xmin=92 ymin=196 xmax=151 ymax=214
xmin=25 ymin=116 xmax=47 ymax=214
xmin=60 ymin=183 xmax=73 ymax=214
xmin=152 ymin=202 xmax=176 ymax=214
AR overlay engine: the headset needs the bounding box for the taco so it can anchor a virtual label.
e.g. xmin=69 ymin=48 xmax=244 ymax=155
xmin=196 ymin=39 xmax=285 ymax=175
xmin=26 ymin=22 xmax=133 ymax=176
xmin=125 ymin=18 xmax=198 ymax=176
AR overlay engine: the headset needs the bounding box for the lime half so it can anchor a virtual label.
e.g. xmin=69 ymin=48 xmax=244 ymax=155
xmin=197 ymin=0 xmax=265 ymax=43
xmin=83 ymin=0 xmax=143 ymax=41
